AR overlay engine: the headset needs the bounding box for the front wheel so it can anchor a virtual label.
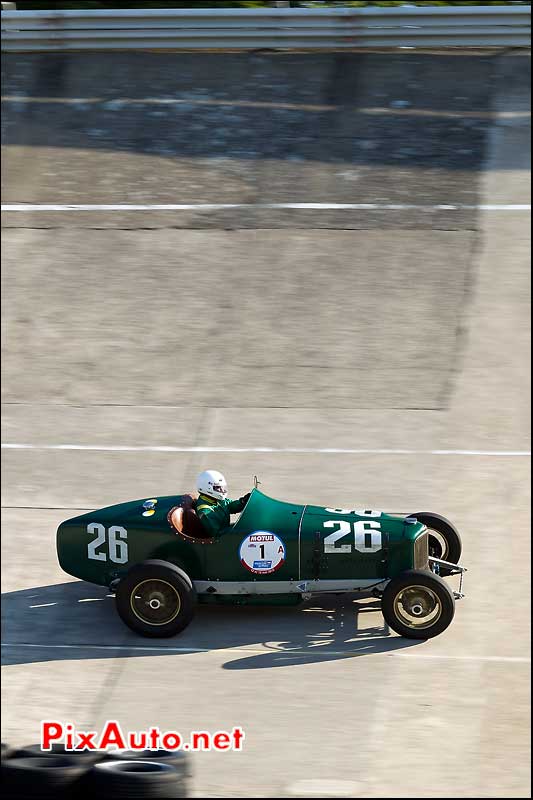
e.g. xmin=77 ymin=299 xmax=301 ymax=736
xmin=115 ymin=560 xmax=196 ymax=638
xmin=382 ymin=569 xmax=455 ymax=639
xmin=409 ymin=512 xmax=462 ymax=575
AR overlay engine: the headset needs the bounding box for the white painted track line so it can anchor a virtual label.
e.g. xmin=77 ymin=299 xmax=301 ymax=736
xmin=1 ymin=443 xmax=530 ymax=456
xmin=1 ymin=642 xmax=529 ymax=663
xmin=1 ymin=203 xmax=531 ymax=212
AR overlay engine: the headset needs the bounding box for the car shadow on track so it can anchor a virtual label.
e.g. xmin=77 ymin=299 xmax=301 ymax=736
xmin=1 ymin=581 xmax=422 ymax=669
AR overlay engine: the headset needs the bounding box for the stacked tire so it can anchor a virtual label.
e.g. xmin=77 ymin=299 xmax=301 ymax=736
xmin=85 ymin=749 xmax=191 ymax=798
xmin=1 ymin=756 xmax=89 ymax=799
xmin=1 ymin=743 xmax=13 ymax=760
xmin=0 ymin=743 xmax=190 ymax=799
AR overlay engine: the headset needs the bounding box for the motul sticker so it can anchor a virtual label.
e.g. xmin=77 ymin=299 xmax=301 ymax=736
xmin=239 ymin=531 xmax=285 ymax=575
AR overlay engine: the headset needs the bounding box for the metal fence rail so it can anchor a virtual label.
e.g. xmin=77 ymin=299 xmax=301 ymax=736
xmin=1 ymin=6 xmax=531 ymax=51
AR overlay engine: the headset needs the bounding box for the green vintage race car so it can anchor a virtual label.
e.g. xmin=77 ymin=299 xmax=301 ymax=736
xmin=56 ymin=483 xmax=466 ymax=640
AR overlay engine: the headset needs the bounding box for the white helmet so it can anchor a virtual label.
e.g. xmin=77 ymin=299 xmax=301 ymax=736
xmin=197 ymin=469 xmax=228 ymax=502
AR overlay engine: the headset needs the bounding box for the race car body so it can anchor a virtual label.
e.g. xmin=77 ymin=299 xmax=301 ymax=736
xmin=57 ymin=487 xmax=466 ymax=640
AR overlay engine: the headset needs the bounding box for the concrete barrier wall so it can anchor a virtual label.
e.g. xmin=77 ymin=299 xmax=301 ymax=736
xmin=1 ymin=51 xmax=530 ymax=410
xmin=1 ymin=51 xmax=494 ymax=216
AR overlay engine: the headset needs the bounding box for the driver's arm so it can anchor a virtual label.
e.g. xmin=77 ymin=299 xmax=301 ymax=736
xmin=196 ymin=494 xmax=250 ymax=538
xmin=226 ymin=493 xmax=251 ymax=514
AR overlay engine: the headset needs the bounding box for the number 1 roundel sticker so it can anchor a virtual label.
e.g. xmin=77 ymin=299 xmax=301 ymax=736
xmin=239 ymin=531 xmax=286 ymax=575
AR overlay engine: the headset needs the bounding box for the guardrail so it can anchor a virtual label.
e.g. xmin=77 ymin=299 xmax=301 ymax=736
xmin=1 ymin=6 xmax=531 ymax=52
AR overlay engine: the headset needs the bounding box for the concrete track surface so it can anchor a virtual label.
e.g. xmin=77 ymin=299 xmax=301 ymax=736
xmin=1 ymin=51 xmax=531 ymax=797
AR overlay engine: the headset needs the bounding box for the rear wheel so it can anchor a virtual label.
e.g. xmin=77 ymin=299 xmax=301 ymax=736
xmin=409 ymin=512 xmax=462 ymax=575
xmin=382 ymin=569 xmax=455 ymax=639
xmin=115 ymin=560 xmax=195 ymax=638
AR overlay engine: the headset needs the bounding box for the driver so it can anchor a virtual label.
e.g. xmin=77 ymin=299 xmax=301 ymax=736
xmin=195 ymin=470 xmax=251 ymax=538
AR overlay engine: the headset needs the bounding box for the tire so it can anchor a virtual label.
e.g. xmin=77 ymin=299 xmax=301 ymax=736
xmin=1 ymin=756 xmax=88 ymax=799
xmin=382 ymin=569 xmax=455 ymax=640
xmin=409 ymin=512 xmax=462 ymax=574
xmin=106 ymin=748 xmax=192 ymax=777
xmin=86 ymin=759 xmax=188 ymax=799
xmin=115 ymin=560 xmax=196 ymax=638
xmin=13 ymin=743 xmax=103 ymax=765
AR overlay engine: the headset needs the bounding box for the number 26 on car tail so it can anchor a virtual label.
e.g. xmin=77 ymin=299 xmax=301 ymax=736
xmin=87 ymin=523 xmax=128 ymax=564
